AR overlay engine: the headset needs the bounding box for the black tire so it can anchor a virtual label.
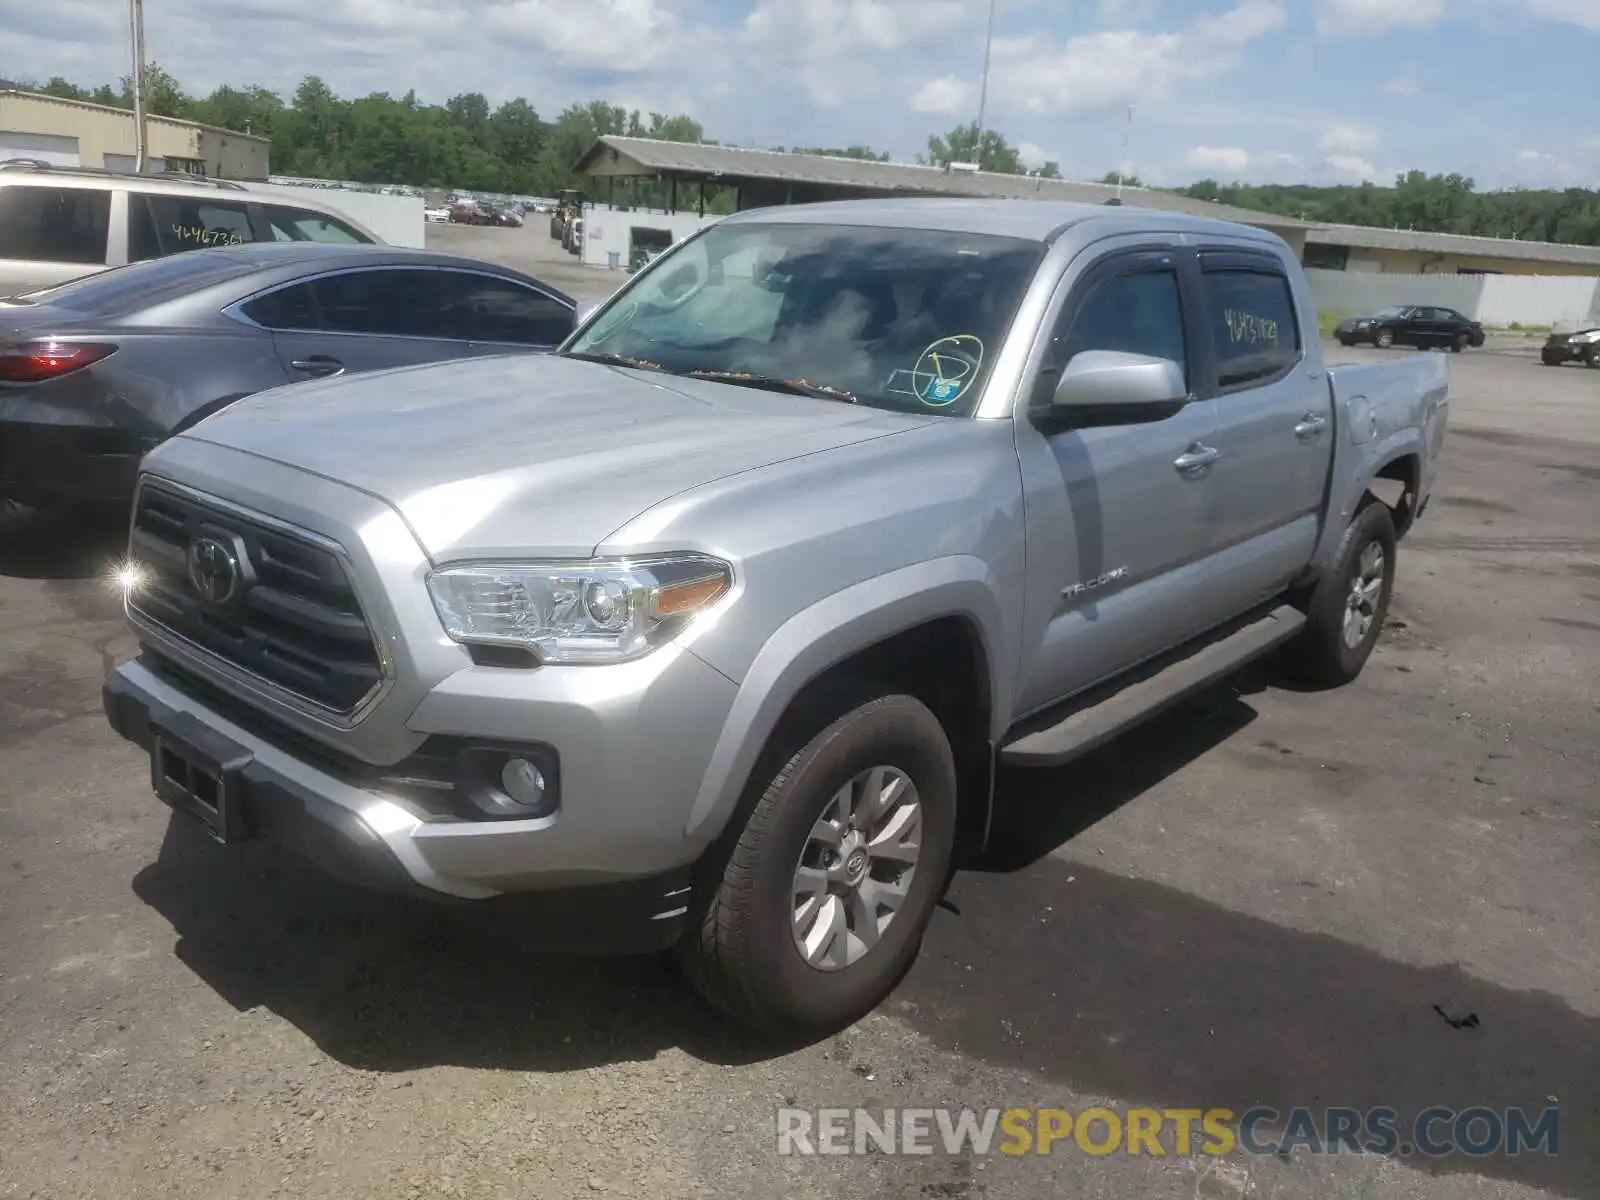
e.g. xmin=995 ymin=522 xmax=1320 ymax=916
xmin=1541 ymin=349 xmax=1565 ymax=367
xmin=1285 ymin=501 xmax=1398 ymax=687
xmin=1451 ymin=332 xmax=1469 ymax=353
xmin=678 ymin=689 xmax=957 ymax=1035
xmin=1586 ymin=347 xmax=1600 ymax=369
xmin=1374 ymin=329 xmax=1394 ymax=349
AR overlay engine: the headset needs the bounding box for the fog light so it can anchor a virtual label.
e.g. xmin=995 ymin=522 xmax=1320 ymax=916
xmin=500 ymin=757 xmax=547 ymax=807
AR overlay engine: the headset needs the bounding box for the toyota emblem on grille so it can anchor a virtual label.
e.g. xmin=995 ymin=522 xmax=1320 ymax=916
xmin=187 ymin=536 xmax=241 ymax=604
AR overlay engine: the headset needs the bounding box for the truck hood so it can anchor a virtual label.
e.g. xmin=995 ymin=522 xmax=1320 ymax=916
xmin=176 ymin=353 xmax=931 ymax=560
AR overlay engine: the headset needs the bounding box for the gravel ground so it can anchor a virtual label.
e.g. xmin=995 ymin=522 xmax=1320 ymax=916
xmin=0 ymin=231 xmax=1595 ymax=1198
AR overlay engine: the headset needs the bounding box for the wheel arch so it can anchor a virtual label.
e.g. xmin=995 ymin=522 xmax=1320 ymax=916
xmin=685 ymin=558 xmax=1009 ymax=861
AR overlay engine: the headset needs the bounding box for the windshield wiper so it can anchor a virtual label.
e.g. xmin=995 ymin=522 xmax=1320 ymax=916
xmin=562 ymin=350 xmax=665 ymax=372
xmin=681 ymin=369 xmax=858 ymax=404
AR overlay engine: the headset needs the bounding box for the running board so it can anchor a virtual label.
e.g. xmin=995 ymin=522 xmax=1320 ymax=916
xmin=999 ymin=604 xmax=1306 ymax=769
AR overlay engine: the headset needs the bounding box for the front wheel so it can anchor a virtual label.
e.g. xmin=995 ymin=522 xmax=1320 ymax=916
xmin=1374 ymin=329 xmax=1395 ymax=349
xmin=1285 ymin=502 xmax=1398 ymax=687
xmin=678 ymin=690 xmax=957 ymax=1035
xmin=1586 ymin=347 xmax=1600 ymax=369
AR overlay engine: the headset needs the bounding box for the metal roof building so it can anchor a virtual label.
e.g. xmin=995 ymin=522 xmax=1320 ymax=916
xmin=1303 ymin=221 xmax=1600 ymax=276
xmin=574 ymin=136 xmax=1310 ymax=250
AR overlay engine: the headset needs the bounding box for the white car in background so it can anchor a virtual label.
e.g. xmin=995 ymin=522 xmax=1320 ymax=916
xmin=424 ymin=206 xmax=451 ymax=224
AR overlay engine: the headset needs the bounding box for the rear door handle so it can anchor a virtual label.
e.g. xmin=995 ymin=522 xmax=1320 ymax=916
xmin=1173 ymin=443 xmax=1220 ymax=476
xmin=1294 ymin=413 xmax=1328 ymax=440
xmin=290 ymin=355 xmax=344 ymax=377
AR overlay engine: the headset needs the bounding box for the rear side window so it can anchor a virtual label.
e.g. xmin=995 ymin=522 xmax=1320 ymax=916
xmin=264 ymin=205 xmax=370 ymax=244
xmin=0 ymin=185 xmax=110 ymax=264
xmin=132 ymin=194 xmax=257 ymax=259
xmin=241 ymin=281 xmax=319 ymax=330
xmin=448 ymin=272 xmax=573 ymax=345
xmin=1202 ymin=267 xmax=1301 ymax=389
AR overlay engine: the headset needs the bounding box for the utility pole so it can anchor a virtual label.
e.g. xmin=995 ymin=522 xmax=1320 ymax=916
xmin=1115 ymin=105 xmax=1134 ymax=200
xmin=128 ymin=0 xmax=148 ymax=172
xmin=972 ymin=0 xmax=996 ymax=169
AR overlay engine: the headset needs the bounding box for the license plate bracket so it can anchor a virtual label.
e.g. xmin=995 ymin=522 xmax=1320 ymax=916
xmin=149 ymin=711 xmax=255 ymax=844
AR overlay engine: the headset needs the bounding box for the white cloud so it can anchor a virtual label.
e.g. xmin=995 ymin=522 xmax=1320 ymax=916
xmin=1315 ymin=0 xmax=1445 ymax=36
xmin=1183 ymin=145 xmax=1251 ymax=173
xmin=1324 ymin=153 xmax=1377 ymax=179
xmin=1016 ymin=140 xmax=1060 ymax=170
xmin=1096 ymin=0 xmax=1162 ymax=22
xmin=1319 ymin=123 xmax=1380 ymax=155
xmin=1383 ymin=71 xmax=1420 ymax=97
xmin=486 ymin=0 xmax=681 ymax=69
xmin=988 ymin=1 xmax=1286 ymax=116
xmin=910 ymin=76 xmax=977 ymax=116
xmin=1520 ymin=0 xmax=1600 ymax=29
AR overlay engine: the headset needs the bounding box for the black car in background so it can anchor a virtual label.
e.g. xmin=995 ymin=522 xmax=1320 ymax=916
xmin=1335 ymin=305 xmax=1485 ymax=352
xmin=0 ymin=242 xmax=575 ymax=513
xmin=1540 ymin=325 xmax=1600 ymax=367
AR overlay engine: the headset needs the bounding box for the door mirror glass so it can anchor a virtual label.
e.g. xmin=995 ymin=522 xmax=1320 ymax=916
xmin=574 ymin=298 xmax=601 ymax=326
xmin=1050 ymin=350 xmax=1188 ymax=411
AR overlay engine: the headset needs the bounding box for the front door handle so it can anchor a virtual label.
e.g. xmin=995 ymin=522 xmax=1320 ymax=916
xmin=1173 ymin=443 xmax=1220 ymax=476
xmin=1294 ymin=413 xmax=1328 ymax=440
xmin=290 ymin=355 xmax=344 ymax=377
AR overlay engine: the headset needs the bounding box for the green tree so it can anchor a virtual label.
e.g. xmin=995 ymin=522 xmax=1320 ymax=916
xmin=40 ymin=77 xmax=87 ymax=101
xmin=923 ymin=125 xmax=1024 ymax=174
xmin=119 ymin=62 xmax=188 ymax=117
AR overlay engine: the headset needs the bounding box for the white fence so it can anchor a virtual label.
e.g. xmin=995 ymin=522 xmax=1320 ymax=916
xmin=579 ymin=204 xmax=721 ymax=270
xmin=1306 ymin=267 xmax=1600 ymax=328
xmin=241 ymin=183 xmax=426 ymax=248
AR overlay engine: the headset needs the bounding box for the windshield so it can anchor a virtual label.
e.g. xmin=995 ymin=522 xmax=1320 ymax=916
xmin=19 ymin=252 xmax=257 ymax=316
xmin=564 ymin=222 xmax=1045 ymax=417
xmin=1372 ymin=306 xmax=1409 ymax=318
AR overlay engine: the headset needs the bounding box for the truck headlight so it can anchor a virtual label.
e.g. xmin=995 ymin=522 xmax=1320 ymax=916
xmin=426 ymin=554 xmax=733 ymax=664
xmin=1570 ymin=329 xmax=1600 ymax=344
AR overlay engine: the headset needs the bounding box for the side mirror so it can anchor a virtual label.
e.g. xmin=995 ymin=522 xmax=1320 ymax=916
xmin=574 ymin=298 xmax=601 ymax=327
xmin=1043 ymin=350 xmax=1188 ymax=419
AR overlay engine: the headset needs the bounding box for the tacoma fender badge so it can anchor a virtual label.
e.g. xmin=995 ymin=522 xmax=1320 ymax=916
xmin=1063 ymin=566 xmax=1129 ymax=600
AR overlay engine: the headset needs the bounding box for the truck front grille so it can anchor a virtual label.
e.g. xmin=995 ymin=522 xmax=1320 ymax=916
xmin=127 ymin=481 xmax=385 ymax=715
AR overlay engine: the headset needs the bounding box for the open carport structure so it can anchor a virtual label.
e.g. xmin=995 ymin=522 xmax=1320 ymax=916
xmin=574 ymin=135 xmax=1310 ymax=254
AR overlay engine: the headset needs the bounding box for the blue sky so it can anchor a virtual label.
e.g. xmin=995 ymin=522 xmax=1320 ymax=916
xmin=7 ymin=0 xmax=1599 ymax=188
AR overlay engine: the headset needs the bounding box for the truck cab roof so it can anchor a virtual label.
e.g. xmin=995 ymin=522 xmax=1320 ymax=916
xmin=719 ymin=196 xmax=1292 ymax=249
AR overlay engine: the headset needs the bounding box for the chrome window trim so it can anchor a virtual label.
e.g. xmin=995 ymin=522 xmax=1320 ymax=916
xmin=220 ymin=262 xmax=572 ymax=341
xmin=126 ymin=475 xmax=397 ymax=729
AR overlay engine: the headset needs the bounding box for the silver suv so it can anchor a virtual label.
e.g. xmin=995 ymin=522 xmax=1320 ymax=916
xmin=103 ymin=199 xmax=1449 ymax=1035
xmin=0 ymin=161 xmax=381 ymax=295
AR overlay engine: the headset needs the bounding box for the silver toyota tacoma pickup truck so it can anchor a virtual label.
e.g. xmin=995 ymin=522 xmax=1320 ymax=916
xmin=103 ymin=198 xmax=1449 ymax=1034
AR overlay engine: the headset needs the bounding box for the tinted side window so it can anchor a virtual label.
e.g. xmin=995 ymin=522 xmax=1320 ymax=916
xmin=311 ymin=269 xmax=458 ymax=338
xmin=0 ymin=185 xmax=110 ymax=264
xmin=1203 ymin=268 xmax=1300 ymax=389
xmin=137 ymin=194 xmax=257 ymax=256
xmin=452 ymin=274 xmax=573 ymax=345
xmin=265 ymin=205 xmax=370 ymax=244
xmin=242 ymin=282 xmax=320 ymax=330
xmin=1049 ymin=268 xmax=1188 ymax=384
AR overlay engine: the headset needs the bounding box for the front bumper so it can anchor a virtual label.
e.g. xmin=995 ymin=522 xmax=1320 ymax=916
xmin=0 ymin=421 xmax=151 ymax=505
xmin=103 ymin=653 xmax=729 ymax=953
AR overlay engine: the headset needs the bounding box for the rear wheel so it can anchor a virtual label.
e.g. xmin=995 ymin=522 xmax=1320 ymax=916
xmin=1374 ymin=329 xmax=1395 ymax=349
xmin=678 ymin=689 xmax=957 ymax=1035
xmin=1285 ymin=502 xmax=1397 ymax=687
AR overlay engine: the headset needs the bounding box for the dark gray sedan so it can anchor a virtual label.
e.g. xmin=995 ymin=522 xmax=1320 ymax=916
xmin=0 ymin=243 xmax=576 ymax=510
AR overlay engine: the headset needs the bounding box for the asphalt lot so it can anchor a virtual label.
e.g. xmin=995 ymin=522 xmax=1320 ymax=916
xmin=0 ymin=226 xmax=1596 ymax=1199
